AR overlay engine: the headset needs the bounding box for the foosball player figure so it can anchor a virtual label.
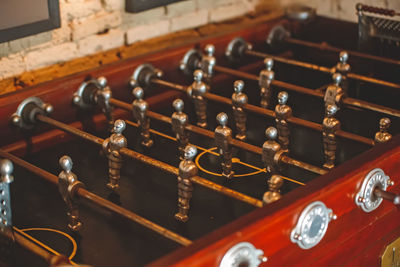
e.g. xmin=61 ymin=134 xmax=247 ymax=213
xmin=102 ymin=119 xmax=127 ymax=190
xmin=187 ymin=70 xmax=208 ymax=128
xmin=334 ymin=51 xmax=351 ymax=92
xmin=322 ymin=104 xmax=340 ymax=170
xmin=171 ymin=99 xmax=189 ymax=160
xmin=275 ymin=91 xmax=292 ymax=150
xmin=263 ymin=174 xmax=284 ymax=204
xmin=231 ymin=80 xmax=248 ymax=141
xmin=95 ymin=76 xmax=114 ymax=131
xmin=374 ymin=117 xmax=392 ymax=144
xmin=262 ymin=127 xmax=282 ymax=175
xmin=175 ymin=145 xmax=198 ymax=222
xmin=201 ymin=44 xmax=216 ymax=84
xmin=215 ymin=112 xmax=235 ymax=179
xmin=259 ymin=58 xmax=275 ymax=108
xmin=58 ymin=155 xmax=85 ymax=231
xmin=132 ymin=87 xmax=154 ymax=147
xmin=324 ymin=73 xmax=345 ymax=109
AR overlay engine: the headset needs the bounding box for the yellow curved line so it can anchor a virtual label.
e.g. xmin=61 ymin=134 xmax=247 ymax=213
xmin=19 ymin=227 xmax=77 ymax=260
xmin=13 ymin=226 xmax=77 ymax=266
xmin=195 ymin=147 xmax=264 ymax=177
xmin=145 ymin=125 xmax=305 ymax=184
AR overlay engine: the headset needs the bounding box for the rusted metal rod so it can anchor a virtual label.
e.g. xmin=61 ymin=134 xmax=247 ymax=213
xmin=0 ymin=149 xmax=192 ymax=246
xmin=244 ymin=48 xmax=400 ymax=90
xmin=34 ymin=114 xmax=263 ymax=208
xmin=149 ymin=78 xmax=374 ymax=146
xmin=213 ymin=65 xmax=400 ymax=119
xmin=109 ymin=98 xmax=327 ymax=175
xmin=284 ymin=37 xmax=400 ymax=66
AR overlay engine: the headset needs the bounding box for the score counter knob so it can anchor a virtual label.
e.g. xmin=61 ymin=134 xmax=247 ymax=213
xmin=355 ymin=168 xmax=398 ymax=212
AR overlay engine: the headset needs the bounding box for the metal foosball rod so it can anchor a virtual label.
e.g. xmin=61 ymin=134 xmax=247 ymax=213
xmin=35 ymin=115 xmax=262 ymax=208
xmin=128 ymin=66 xmax=373 ymax=146
xmin=13 ymin=228 xmax=72 ymax=266
xmin=177 ymin=41 xmax=400 ymax=118
xmin=228 ymin=37 xmax=400 ymax=90
xmin=108 ymin=97 xmax=327 ymax=176
xmin=284 ymin=37 xmax=400 ymax=66
xmin=212 ymin=64 xmax=400 ymax=119
xmin=10 ymin=97 xmax=262 ymax=208
xmin=0 ymin=149 xmax=192 ymax=247
xmin=279 ymin=3 xmax=400 ymax=67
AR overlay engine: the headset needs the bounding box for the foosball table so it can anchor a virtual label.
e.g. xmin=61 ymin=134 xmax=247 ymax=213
xmin=0 ymin=4 xmax=399 ymax=267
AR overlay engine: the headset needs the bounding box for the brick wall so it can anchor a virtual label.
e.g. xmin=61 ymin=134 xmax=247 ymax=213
xmin=0 ymin=0 xmax=260 ymax=80
xmin=0 ymin=0 xmax=398 ymax=81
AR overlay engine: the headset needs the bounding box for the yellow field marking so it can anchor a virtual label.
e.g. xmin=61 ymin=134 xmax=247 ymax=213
xmin=13 ymin=226 xmax=78 ymax=265
xmin=195 ymin=147 xmax=264 ymax=177
xmin=132 ymin=122 xmax=305 ymax=185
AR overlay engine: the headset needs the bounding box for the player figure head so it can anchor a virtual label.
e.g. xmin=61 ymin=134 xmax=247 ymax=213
xmin=277 ymin=91 xmax=289 ymax=105
xmin=332 ymin=73 xmax=342 ymax=86
xmin=379 ymin=117 xmax=391 ymax=132
xmin=59 ymin=155 xmax=73 ymax=173
xmin=339 ymin=51 xmax=348 ymax=64
xmin=193 ymin=70 xmax=204 ymax=82
xmin=132 ymin=87 xmax=144 ymax=100
xmin=326 ymin=104 xmax=338 ymax=117
xmin=97 ymin=76 xmax=108 ymax=88
xmin=184 ymin=145 xmax=197 ymax=161
xmin=113 ymin=119 xmax=126 ymax=134
xmin=216 ymin=112 xmax=228 ymax=127
xmin=234 ymin=80 xmax=244 ymax=93
xmin=264 ymin=58 xmax=274 ymax=70
xmin=173 ymin=99 xmax=184 ymax=112
xmin=265 ymin=126 xmax=278 ymax=140
xmin=204 ymin=44 xmax=215 ymax=56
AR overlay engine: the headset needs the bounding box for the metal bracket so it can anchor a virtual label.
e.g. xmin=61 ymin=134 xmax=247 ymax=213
xmin=11 ymin=97 xmax=53 ymax=129
xmin=290 ymin=201 xmax=336 ymax=249
xmin=355 ymin=168 xmax=392 ymax=213
xmin=179 ymin=49 xmax=202 ymax=76
xmin=266 ymin=25 xmax=291 ymax=49
xmin=131 ymin=64 xmax=163 ymax=89
xmin=73 ymin=78 xmax=103 ymax=109
xmin=225 ymin=37 xmax=253 ymax=62
xmin=219 ymin=242 xmax=267 ymax=267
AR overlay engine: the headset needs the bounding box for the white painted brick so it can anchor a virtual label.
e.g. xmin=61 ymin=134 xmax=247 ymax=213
xmin=25 ymin=42 xmax=77 ymax=70
xmin=196 ymin=0 xmax=240 ymax=10
xmin=52 ymin=23 xmax=72 ymax=44
xmin=126 ymin=20 xmax=170 ymax=44
xmin=167 ymin=0 xmax=197 ymax=17
xmin=170 ymin=9 xmax=208 ymax=32
xmin=78 ymin=29 xmax=124 ymax=56
xmin=210 ymin=1 xmax=254 ymax=22
xmin=0 ymin=53 xmax=25 ymax=79
xmin=8 ymin=32 xmax=53 ymax=54
xmin=0 ymin=43 xmax=10 ymax=58
xmin=103 ymin=0 xmax=124 ymax=11
xmin=62 ymin=0 xmax=103 ymax=21
xmin=122 ymin=7 xmax=166 ymax=27
xmin=72 ymin=11 xmax=122 ymax=40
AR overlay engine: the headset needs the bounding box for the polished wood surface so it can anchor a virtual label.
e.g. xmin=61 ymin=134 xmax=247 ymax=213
xmin=151 ymin=137 xmax=400 ymax=266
